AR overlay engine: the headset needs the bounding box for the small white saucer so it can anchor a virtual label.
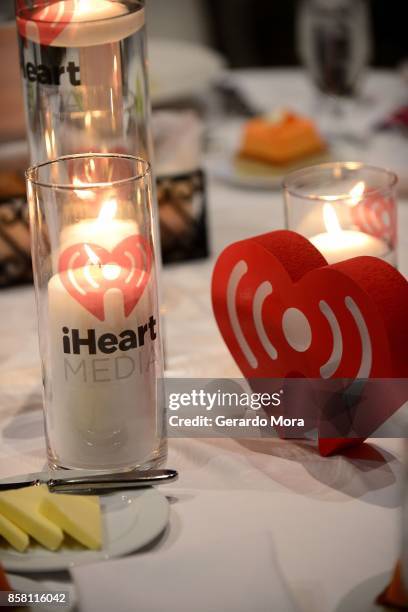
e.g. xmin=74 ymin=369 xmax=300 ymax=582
xmin=0 ymin=487 xmax=169 ymax=572
xmin=206 ymin=119 xmax=333 ymax=191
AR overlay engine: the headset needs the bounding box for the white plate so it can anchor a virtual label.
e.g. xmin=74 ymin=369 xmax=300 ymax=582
xmin=208 ymin=117 xmax=408 ymax=194
xmin=207 ymin=150 xmax=337 ymax=191
xmin=207 ymin=154 xmax=287 ymax=190
xmin=206 ymin=120 xmax=335 ymax=190
xmin=0 ymin=487 xmax=169 ymax=572
xmin=149 ymin=38 xmax=225 ymax=105
xmin=335 ymin=571 xmax=391 ymax=612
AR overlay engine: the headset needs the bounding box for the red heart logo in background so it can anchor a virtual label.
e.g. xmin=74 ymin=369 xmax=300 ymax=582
xmin=212 ymin=230 xmax=408 ymax=455
xmin=351 ymin=194 xmax=396 ymax=245
xmin=17 ymin=0 xmax=74 ymax=46
xmin=59 ymin=234 xmax=152 ymax=322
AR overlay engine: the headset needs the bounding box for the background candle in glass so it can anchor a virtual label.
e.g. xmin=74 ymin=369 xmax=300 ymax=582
xmin=26 ymin=154 xmax=166 ymax=472
xmin=25 ymin=0 xmax=132 ymax=44
xmin=16 ymin=0 xmax=148 ymax=162
xmin=16 ymin=1 xmax=164 ymax=347
xmin=283 ymin=162 xmax=398 ymax=266
xmin=309 ymin=201 xmax=388 ymax=264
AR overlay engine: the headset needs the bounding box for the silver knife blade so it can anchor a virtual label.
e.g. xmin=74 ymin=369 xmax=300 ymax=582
xmin=0 ymin=469 xmax=178 ymax=493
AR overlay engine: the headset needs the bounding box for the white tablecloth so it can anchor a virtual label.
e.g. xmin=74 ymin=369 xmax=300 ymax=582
xmin=0 ymin=69 xmax=407 ymax=612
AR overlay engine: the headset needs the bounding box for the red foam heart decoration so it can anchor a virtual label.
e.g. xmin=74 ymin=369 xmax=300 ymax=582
xmin=212 ymin=230 xmax=408 ymax=455
xmin=59 ymin=234 xmax=151 ymax=322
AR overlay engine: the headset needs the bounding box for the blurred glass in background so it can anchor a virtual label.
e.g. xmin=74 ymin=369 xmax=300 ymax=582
xmin=297 ymin=0 xmax=372 ymax=139
xmin=297 ymin=0 xmax=371 ymax=98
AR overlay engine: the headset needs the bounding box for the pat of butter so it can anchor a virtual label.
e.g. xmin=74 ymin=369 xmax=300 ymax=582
xmin=40 ymin=494 xmax=102 ymax=550
xmin=0 ymin=486 xmax=63 ymax=551
xmin=0 ymin=512 xmax=29 ymax=552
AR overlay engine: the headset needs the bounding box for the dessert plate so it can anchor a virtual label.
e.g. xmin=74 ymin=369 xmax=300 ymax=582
xmin=206 ymin=120 xmax=334 ymax=190
xmin=0 ymin=487 xmax=169 ymax=572
xmin=207 ymin=153 xmax=331 ymax=190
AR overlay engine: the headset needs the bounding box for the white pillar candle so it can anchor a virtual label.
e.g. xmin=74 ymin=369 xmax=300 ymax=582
xmin=47 ymin=201 xmax=161 ymax=470
xmin=52 ymin=199 xmax=138 ymax=272
xmin=23 ymin=0 xmax=145 ymax=47
xmin=310 ymin=229 xmax=388 ymax=265
xmin=60 ymin=219 xmax=138 ymax=249
xmin=310 ymin=201 xmax=389 ymax=265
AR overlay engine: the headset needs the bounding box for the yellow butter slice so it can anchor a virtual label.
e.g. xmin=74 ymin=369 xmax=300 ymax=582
xmin=40 ymin=494 xmax=102 ymax=550
xmin=0 ymin=485 xmax=63 ymax=551
xmin=0 ymin=512 xmax=29 ymax=552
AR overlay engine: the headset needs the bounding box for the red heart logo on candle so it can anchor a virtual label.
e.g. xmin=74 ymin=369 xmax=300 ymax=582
xmin=59 ymin=235 xmax=152 ymax=321
xmin=17 ymin=1 xmax=74 ymax=46
xmin=212 ymin=230 xmax=408 ymax=455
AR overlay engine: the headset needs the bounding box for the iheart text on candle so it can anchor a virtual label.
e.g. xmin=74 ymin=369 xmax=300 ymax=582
xmin=62 ymin=315 xmax=157 ymax=355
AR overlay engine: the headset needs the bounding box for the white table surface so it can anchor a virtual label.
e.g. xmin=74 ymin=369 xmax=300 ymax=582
xmin=0 ymin=68 xmax=407 ymax=612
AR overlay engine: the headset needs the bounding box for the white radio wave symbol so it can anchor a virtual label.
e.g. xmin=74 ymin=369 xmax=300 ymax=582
xmin=65 ymin=244 xmax=147 ymax=295
xmin=226 ymin=259 xmax=373 ymax=378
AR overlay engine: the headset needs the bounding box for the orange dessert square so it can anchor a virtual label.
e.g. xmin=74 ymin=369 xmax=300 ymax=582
xmin=239 ymin=110 xmax=325 ymax=165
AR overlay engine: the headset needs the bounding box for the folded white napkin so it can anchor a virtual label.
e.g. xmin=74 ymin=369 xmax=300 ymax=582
xmin=71 ymin=491 xmax=298 ymax=612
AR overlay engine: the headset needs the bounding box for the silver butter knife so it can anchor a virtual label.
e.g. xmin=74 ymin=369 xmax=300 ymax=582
xmin=0 ymin=469 xmax=178 ymax=494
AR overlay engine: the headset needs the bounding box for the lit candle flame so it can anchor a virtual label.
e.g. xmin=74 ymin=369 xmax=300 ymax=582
xmin=83 ymin=202 xmax=117 ymax=261
xmin=81 ymin=201 xmax=120 ymax=281
xmin=323 ymin=202 xmax=342 ymax=235
xmin=84 ymin=243 xmax=100 ymax=265
xmin=348 ymin=181 xmax=365 ymax=207
xmin=86 ymin=200 xmax=121 ymax=281
xmin=74 ymin=0 xmax=94 ymax=16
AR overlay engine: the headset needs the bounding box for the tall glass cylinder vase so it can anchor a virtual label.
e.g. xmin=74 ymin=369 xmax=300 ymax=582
xmin=26 ymin=153 xmax=166 ymax=471
xmin=15 ymin=0 xmax=151 ymax=165
xmin=16 ymin=0 xmax=165 ymax=360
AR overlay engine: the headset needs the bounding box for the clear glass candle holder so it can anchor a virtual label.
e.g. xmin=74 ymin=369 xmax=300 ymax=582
xmin=26 ymin=153 xmax=166 ymax=471
xmin=15 ymin=0 xmax=149 ymax=165
xmin=283 ymin=162 xmax=398 ymax=266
